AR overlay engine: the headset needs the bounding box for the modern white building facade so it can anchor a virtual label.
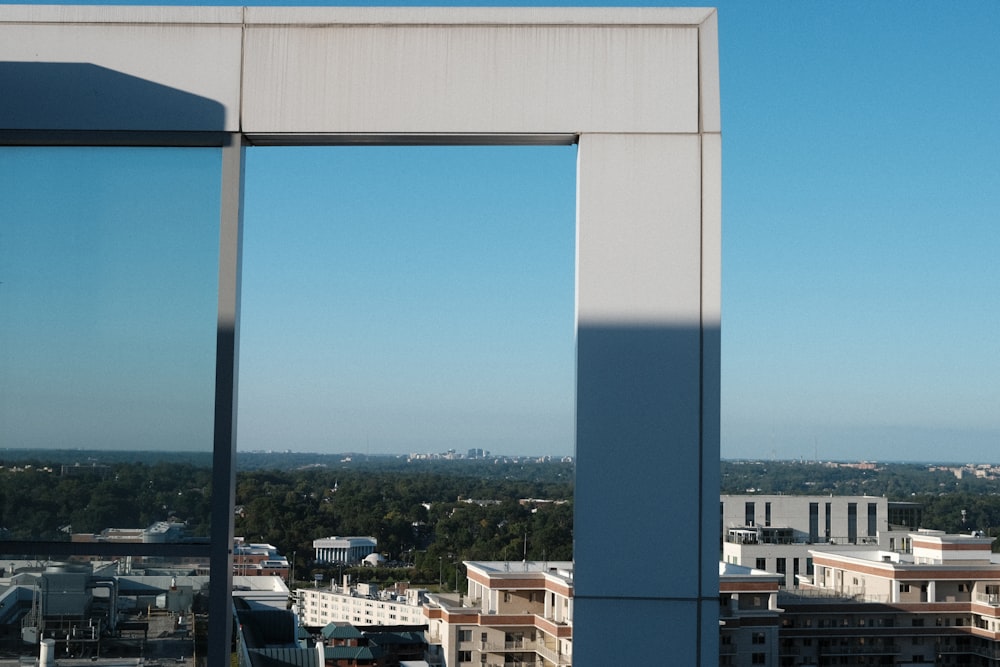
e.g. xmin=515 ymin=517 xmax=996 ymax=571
xmin=722 ymin=495 xmax=894 ymax=588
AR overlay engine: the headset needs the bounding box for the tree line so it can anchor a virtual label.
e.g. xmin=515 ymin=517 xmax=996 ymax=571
xmin=0 ymin=454 xmax=573 ymax=588
xmin=6 ymin=453 xmax=1000 ymax=579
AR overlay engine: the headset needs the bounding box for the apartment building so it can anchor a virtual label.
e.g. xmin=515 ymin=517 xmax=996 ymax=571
xmin=296 ymin=560 xmax=791 ymax=667
xmin=719 ymin=562 xmax=784 ymax=667
xmin=298 ymin=582 xmax=429 ymax=628
xmin=297 ymin=563 xmax=573 ymax=666
xmin=721 ymin=495 xmax=923 ymax=588
xmin=776 ymin=530 xmax=1000 ymax=666
xmin=424 ymin=561 xmax=574 ymax=667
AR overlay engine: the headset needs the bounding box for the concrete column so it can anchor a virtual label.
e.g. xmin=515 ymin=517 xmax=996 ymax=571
xmin=927 ymin=581 xmax=936 ymax=603
xmin=574 ymin=132 xmax=719 ymax=666
xmin=891 ymin=580 xmax=901 ymax=603
xmin=208 ymin=132 xmax=244 ymax=667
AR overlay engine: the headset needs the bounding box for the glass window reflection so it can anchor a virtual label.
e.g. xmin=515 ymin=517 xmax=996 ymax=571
xmin=0 ymin=146 xmax=221 ymax=540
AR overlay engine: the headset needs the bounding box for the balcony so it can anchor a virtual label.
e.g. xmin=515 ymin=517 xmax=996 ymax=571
xmin=821 ymin=643 xmax=900 ymax=656
xmin=975 ymin=593 xmax=1000 ymax=607
xmin=480 ymin=639 xmax=570 ymax=665
xmin=936 ymin=641 xmax=1000 ymax=660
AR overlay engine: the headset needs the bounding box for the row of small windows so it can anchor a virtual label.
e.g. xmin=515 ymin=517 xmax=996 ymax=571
xmin=779 ymin=615 xmax=976 ymax=629
xmin=753 ymin=556 xmax=813 ymax=578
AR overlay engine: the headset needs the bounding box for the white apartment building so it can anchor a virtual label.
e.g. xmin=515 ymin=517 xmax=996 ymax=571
xmin=804 ymin=530 xmax=1000 ymax=607
xmin=294 ymin=560 xmax=789 ymax=667
xmin=775 ymin=530 xmax=1000 ymax=665
xmin=721 ymin=495 xmax=903 ymax=588
xmin=297 ymin=581 xmax=428 ymax=628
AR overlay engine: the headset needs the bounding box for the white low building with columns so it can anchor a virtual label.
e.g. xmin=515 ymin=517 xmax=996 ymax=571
xmin=313 ymin=536 xmax=377 ymax=564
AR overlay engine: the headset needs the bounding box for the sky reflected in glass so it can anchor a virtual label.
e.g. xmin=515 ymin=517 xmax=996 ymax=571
xmin=0 ymin=147 xmax=221 ymax=453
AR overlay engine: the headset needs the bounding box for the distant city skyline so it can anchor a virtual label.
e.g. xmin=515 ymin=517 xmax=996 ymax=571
xmin=240 ymin=2 xmax=1000 ymax=462
xmin=2 ymin=2 xmax=998 ymax=463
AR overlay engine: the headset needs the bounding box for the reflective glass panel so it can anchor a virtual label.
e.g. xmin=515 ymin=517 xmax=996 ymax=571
xmin=0 ymin=146 xmax=221 ymax=540
xmin=0 ymin=145 xmax=221 ymax=665
xmin=1 ymin=550 xmax=214 ymax=663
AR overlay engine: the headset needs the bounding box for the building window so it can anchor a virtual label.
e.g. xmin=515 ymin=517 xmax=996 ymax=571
xmin=751 ymin=652 xmax=766 ymax=664
xmin=459 ymin=630 xmax=472 ymax=642
xmin=765 ymin=502 xmax=771 ymax=527
xmin=868 ymin=502 xmax=877 ymax=536
xmin=756 ymin=558 xmax=766 ymax=570
xmin=848 ymin=502 xmax=858 ymax=544
xmin=458 ymin=650 xmax=472 ymax=662
xmin=745 ymin=501 xmax=755 ymax=526
xmin=752 ymin=632 xmax=766 ymax=644
xmin=809 ymin=502 xmax=819 ymax=543
xmin=776 ymin=558 xmax=786 ymax=574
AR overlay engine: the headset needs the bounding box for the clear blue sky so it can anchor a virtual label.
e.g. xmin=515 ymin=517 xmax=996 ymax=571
xmin=2 ymin=2 xmax=998 ymax=462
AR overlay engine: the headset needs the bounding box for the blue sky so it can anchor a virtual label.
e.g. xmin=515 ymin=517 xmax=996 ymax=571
xmin=2 ymin=2 xmax=999 ymax=462
xmin=239 ymin=147 xmax=577 ymax=455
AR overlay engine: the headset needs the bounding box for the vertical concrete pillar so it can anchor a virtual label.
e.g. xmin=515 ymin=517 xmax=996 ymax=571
xmin=208 ymin=132 xmax=244 ymax=667
xmin=574 ymin=132 xmax=720 ymax=665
